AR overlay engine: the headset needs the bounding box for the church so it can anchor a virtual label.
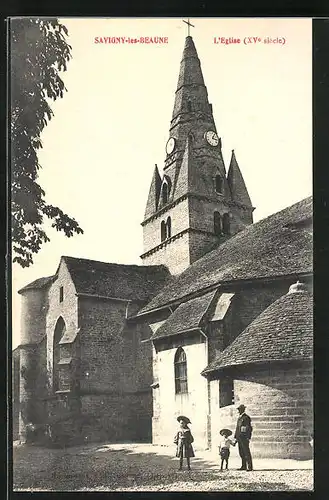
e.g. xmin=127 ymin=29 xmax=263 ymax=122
xmin=13 ymin=35 xmax=313 ymax=459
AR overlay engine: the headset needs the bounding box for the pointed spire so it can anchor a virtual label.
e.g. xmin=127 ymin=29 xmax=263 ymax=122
xmin=172 ymin=37 xmax=210 ymax=120
xmin=227 ymin=150 xmax=252 ymax=207
xmin=144 ymin=164 xmax=162 ymax=219
xmin=174 ymin=135 xmax=200 ymax=198
xmin=177 ymin=37 xmax=205 ymax=88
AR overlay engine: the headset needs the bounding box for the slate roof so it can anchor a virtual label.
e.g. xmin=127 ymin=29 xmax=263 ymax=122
xmin=64 ymin=257 xmax=170 ymax=301
xmin=202 ymin=285 xmax=313 ymax=376
xmin=19 ymin=257 xmax=170 ymax=302
xmin=18 ymin=275 xmax=56 ymax=293
xmin=151 ymin=290 xmax=216 ymax=340
xmin=138 ymin=196 xmax=312 ymax=316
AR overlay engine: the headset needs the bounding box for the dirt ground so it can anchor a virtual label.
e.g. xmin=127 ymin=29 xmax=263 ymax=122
xmin=12 ymin=441 xmax=313 ymax=492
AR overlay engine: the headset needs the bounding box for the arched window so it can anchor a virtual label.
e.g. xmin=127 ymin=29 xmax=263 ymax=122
xmin=222 ymin=213 xmax=230 ymax=235
xmin=214 ymin=211 xmax=222 ymax=236
xmin=166 ymin=216 xmax=172 ymax=239
xmin=162 ymin=183 xmax=168 ymax=205
xmin=174 ymin=347 xmax=188 ymax=394
xmin=215 ymin=175 xmax=223 ymax=193
xmin=53 ymin=317 xmax=66 ymax=392
xmin=161 ymin=221 xmax=166 ymax=242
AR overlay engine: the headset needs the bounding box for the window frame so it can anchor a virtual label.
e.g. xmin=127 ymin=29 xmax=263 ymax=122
xmin=174 ymin=347 xmax=188 ymax=395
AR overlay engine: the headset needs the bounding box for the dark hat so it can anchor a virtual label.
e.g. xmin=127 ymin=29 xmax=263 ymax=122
xmin=177 ymin=415 xmax=191 ymax=424
xmin=219 ymin=428 xmax=232 ymax=436
xmin=237 ymin=404 xmax=246 ymax=411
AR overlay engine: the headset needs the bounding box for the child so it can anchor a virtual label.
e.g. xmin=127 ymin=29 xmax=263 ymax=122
xmin=174 ymin=415 xmax=195 ymax=470
xmin=218 ymin=428 xmax=236 ymax=471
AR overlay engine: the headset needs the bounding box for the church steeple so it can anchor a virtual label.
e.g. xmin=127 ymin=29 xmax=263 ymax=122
xmin=141 ymin=35 xmax=254 ymax=275
xmin=171 ymin=36 xmax=208 ymax=121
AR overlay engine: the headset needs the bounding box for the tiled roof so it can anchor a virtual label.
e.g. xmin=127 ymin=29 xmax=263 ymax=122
xmin=151 ymin=290 xmax=216 ymax=340
xmin=63 ymin=256 xmax=170 ymax=302
xmin=202 ymin=286 xmax=313 ymax=375
xmin=139 ymin=197 xmax=312 ymax=315
xmin=18 ymin=275 xmax=56 ymax=293
xmin=19 ymin=257 xmax=170 ymax=303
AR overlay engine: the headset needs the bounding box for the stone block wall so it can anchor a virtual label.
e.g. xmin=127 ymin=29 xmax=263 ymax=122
xmin=78 ymin=296 xmax=153 ymax=442
xmin=142 ymin=198 xmax=189 ymax=252
xmin=45 ymin=259 xmax=79 ymax=388
xmin=142 ymin=231 xmax=191 ymax=275
xmin=209 ymin=362 xmax=313 ymax=459
xmin=80 ymin=391 xmax=152 ymax=443
xmin=188 ymin=231 xmax=219 ymax=265
xmin=19 ymin=288 xmax=49 ymax=345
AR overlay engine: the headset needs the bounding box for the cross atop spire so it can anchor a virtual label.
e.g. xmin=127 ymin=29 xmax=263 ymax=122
xmin=183 ymin=18 xmax=195 ymax=37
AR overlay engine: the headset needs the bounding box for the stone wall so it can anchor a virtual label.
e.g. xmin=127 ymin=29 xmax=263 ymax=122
xmin=19 ymin=288 xmax=49 ymax=345
xmin=142 ymin=198 xmax=189 ymax=252
xmin=209 ymin=362 xmax=313 ymax=459
xmin=188 ymin=231 xmax=219 ymax=265
xmin=78 ymin=296 xmax=153 ymax=442
xmin=80 ymin=391 xmax=152 ymax=443
xmin=45 ymin=259 xmax=79 ymax=389
xmin=142 ymin=231 xmax=191 ymax=275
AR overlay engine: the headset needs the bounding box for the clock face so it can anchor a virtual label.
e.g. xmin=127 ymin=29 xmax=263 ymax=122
xmin=166 ymin=137 xmax=176 ymax=155
xmin=205 ymin=131 xmax=219 ymax=146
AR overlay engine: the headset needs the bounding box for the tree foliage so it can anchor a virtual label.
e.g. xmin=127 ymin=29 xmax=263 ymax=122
xmin=11 ymin=18 xmax=83 ymax=267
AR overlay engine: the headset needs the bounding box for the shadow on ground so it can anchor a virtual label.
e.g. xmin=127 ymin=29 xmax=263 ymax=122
xmin=13 ymin=443 xmax=312 ymax=492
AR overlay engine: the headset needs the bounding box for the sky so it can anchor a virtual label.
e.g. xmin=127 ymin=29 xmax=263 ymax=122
xmin=11 ymin=17 xmax=312 ymax=348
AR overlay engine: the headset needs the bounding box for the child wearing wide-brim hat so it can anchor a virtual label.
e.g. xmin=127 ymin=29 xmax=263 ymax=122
xmin=218 ymin=428 xmax=236 ymax=471
xmin=174 ymin=416 xmax=195 ymax=470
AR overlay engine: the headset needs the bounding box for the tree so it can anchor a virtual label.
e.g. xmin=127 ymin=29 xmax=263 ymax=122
xmin=11 ymin=18 xmax=83 ymax=267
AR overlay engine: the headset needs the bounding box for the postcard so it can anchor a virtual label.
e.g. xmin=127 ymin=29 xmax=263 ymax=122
xmin=10 ymin=17 xmax=313 ymax=492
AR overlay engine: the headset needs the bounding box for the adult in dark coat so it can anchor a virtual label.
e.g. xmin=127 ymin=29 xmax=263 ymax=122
xmin=174 ymin=416 xmax=195 ymax=470
xmin=234 ymin=404 xmax=253 ymax=471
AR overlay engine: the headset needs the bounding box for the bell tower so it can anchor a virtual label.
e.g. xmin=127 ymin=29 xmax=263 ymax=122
xmin=141 ymin=35 xmax=254 ymax=275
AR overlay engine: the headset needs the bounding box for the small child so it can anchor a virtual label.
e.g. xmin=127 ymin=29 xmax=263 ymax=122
xmin=218 ymin=428 xmax=236 ymax=471
xmin=174 ymin=416 xmax=195 ymax=470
